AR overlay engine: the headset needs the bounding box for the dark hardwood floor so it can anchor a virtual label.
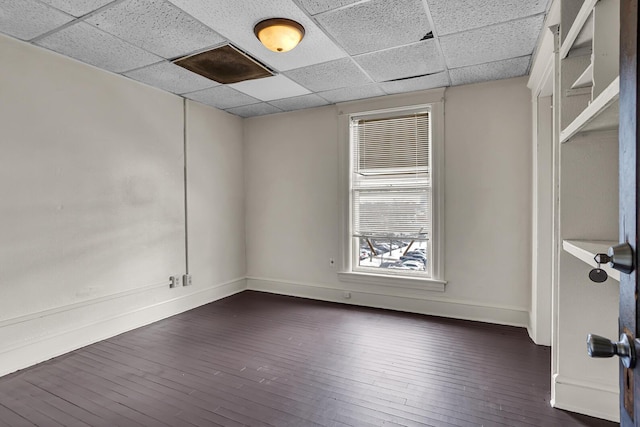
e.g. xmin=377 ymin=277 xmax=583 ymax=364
xmin=0 ymin=291 xmax=618 ymax=426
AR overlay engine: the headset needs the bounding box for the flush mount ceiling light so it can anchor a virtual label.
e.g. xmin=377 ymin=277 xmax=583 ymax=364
xmin=254 ymin=18 xmax=305 ymax=53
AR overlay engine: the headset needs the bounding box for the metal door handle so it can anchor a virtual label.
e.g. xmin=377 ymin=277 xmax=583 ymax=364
xmin=587 ymin=333 xmax=636 ymax=368
xmin=593 ymin=243 xmax=634 ymax=278
xmin=607 ymin=243 xmax=634 ymax=274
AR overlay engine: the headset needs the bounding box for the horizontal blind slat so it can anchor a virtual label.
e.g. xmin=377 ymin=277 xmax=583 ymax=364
xmin=353 ymin=188 xmax=431 ymax=236
xmin=353 ymin=112 xmax=429 ymax=174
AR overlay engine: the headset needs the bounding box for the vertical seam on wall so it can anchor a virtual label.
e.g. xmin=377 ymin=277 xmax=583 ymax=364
xmin=184 ymin=98 xmax=189 ymax=274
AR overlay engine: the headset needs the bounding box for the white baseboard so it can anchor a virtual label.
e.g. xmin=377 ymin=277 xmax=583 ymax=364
xmin=0 ymin=278 xmax=246 ymax=378
xmin=246 ymin=277 xmax=529 ymax=327
xmin=551 ymin=374 xmax=619 ymax=422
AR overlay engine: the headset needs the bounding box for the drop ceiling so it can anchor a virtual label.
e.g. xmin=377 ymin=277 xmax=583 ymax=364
xmin=0 ymin=0 xmax=551 ymax=118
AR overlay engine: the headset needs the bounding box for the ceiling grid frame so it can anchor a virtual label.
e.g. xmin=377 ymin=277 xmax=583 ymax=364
xmin=0 ymin=0 xmax=552 ymax=117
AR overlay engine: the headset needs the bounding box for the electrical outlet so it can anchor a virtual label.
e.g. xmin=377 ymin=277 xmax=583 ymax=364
xmin=183 ymin=274 xmax=192 ymax=286
xmin=169 ymin=275 xmax=180 ymax=288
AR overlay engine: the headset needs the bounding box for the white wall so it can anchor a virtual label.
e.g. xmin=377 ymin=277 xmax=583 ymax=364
xmin=186 ymin=101 xmax=246 ymax=288
xmin=245 ymin=77 xmax=533 ymax=326
xmin=0 ymin=34 xmax=245 ymax=376
xmin=0 ymin=30 xmax=535 ymax=380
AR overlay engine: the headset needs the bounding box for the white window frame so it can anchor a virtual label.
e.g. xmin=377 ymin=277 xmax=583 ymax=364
xmin=337 ymin=89 xmax=446 ymax=291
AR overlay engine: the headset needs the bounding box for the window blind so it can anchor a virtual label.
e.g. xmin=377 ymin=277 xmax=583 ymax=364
xmin=353 ymin=113 xmax=430 ymax=176
xmin=351 ymin=111 xmax=431 ymax=240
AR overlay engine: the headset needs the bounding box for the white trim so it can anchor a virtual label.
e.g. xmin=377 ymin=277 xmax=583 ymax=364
xmin=0 ymin=278 xmax=246 ymax=377
xmin=336 ymin=88 xmax=446 ymax=116
xmin=551 ymin=374 xmax=619 ymax=422
xmin=246 ymin=277 xmax=528 ymax=327
xmin=337 ymin=91 xmax=446 ymax=283
xmin=337 ymin=271 xmax=445 ymax=292
xmin=0 ymin=280 xmax=169 ymax=328
xmin=528 ymin=0 xmax=560 ymax=94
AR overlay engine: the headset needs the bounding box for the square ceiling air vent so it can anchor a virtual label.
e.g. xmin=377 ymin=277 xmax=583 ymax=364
xmin=173 ymin=44 xmax=274 ymax=84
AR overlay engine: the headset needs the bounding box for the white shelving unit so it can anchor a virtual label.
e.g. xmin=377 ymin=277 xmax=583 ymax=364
xmin=536 ymin=0 xmax=621 ymax=420
xmin=559 ymin=0 xmax=597 ymax=59
xmin=560 ymin=76 xmax=619 ymax=143
xmin=562 ymin=239 xmax=620 ymax=281
xmin=571 ymin=63 xmax=593 ymax=89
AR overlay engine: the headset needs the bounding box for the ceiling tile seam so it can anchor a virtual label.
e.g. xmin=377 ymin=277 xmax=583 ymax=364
xmin=25 ymin=32 xmax=162 ymax=85
xmin=181 ymin=85 xmax=258 ymax=102
xmin=48 ymin=1 xmax=237 ymax=75
xmin=419 ymin=0 xmax=451 ymax=87
xmin=165 ymin=0 xmax=288 ymax=77
xmin=382 ymin=70 xmax=443 ymax=83
xmin=28 ymin=12 xmax=177 ymax=75
xmin=219 ymin=43 xmax=281 ymax=77
xmin=224 ymin=102 xmax=284 ymax=113
xmin=351 ymin=38 xmax=440 ymax=58
xmin=122 ymin=60 xmax=169 ymax=76
xmin=35 ymin=20 xmax=220 ymax=76
xmin=305 ymin=0 xmax=372 ymax=16
xmin=29 ymin=0 xmax=127 ymax=43
xmin=346 ymin=56 xmax=380 ymax=87
xmin=25 ymin=13 xmax=75 ymax=43
xmin=448 ymin=54 xmax=533 ymax=72
xmin=438 ymin=12 xmax=548 ymax=39
xmin=264 ymin=98 xmax=314 ymax=110
xmin=312 ymin=85 xmax=391 ymax=103
xmin=163 ymin=41 xmax=230 ymax=63
xmin=157 ymin=0 xmax=230 ymax=62
xmin=309 ymin=1 xmax=439 ymax=57
xmin=51 ymin=23 xmax=164 ymax=74
xmin=53 ymin=0 xmax=123 ymax=19
xmin=288 ymin=0 xmax=376 ymax=74
xmin=82 ymin=24 xmax=221 ymax=68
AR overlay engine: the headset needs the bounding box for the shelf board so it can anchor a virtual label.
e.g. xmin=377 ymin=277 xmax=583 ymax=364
xmin=571 ymin=62 xmax=593 ymax=89
xmin=563 ymin=239 xmax=620 ymax=282
xmin=560 ymin=76 xmax=619 ymax=143
xmin=560 ymin=0 xmax=597 ymax=59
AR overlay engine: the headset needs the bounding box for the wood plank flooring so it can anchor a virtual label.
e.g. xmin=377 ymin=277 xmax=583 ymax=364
xmin=0 ymin=291 xmax=618 ymax=426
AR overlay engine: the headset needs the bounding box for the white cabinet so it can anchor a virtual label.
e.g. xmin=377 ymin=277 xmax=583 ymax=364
xmin=559 ymin=0 xmax=619 ymax=274
xmin=541 ymin=0 xmax=621 ymax=421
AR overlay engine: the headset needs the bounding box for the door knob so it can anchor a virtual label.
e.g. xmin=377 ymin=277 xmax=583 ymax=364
xmin=587 ymin=333 xmax=636 ymax=368
xmin=607 ymin=242 xmax=634 ymax=274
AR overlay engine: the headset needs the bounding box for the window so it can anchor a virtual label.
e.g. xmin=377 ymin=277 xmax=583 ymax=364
xmin=338 ymin=93 xmax=445 ymax=288
xmin=351 ymin=108 xmax=432 ymax=276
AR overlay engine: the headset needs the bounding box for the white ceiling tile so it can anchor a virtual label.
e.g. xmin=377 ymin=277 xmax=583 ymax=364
xmin=449 ymin=56 xmax=531 ymax=86
xmin=440 ymin=15 xmax=544 ymax=69
xmin=226 ymin=103 xmax=283 ymax=118
xmin=124 ymin=61 xmax=218 ymax=94
xmin=184 ymin=85 xmax=260 ymax=110
xmin=428 ymin=0 xmax=549 ymax=36
xmin=315 ymin=0 xmax=432 ymax=55
xmin=39 ymin=0 xmax=115 ymax=17
xmin=296 ymin=0 xmax=362 ymax=15
xmin=285 ymin=58 xmax=372 ymax=92
xmin=0 ymin=0 xmax=73 ymax=41
xmin=318 ymin=84 xmax=387 ymax=103
xmin=268 ymin=94 xmax=329 ymax=111
xmin=167 ymin=0 xmax=347 ymax=71
xmin=86 ymin=0 xmax=226 ymax=59
xmin=354 ymin=40 xmax=444 ymax=82
xmin=230 ymin=75 xmax=310 ymax=101
xmin=35 ymin=22 xmax=163 ymax=73
xmin=379 ymin=71 xmax=449 ymax=94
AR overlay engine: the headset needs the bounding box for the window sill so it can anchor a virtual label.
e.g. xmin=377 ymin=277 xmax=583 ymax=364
xmin=337 ymin=271 xmax=446 ymax=292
